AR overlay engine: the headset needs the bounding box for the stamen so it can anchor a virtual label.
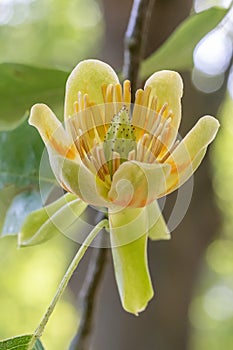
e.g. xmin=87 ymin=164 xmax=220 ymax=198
xmin=105 ymin=85 xmax=115 ymax=122
xmin=153 ymin=135 xmax=164 ymax=158
xmin=112 ymin=151 xmax=121 ymax=174
xmin=150 ymin=103 xmax=167 ymax=135
xmin=82 ymin=154 xmax=96 ymax=172
xmin=123 ymin=80 xmax=131 ymax=106
xmin=132 ymin=89 xmax=144 ymax=127
xmin=106 ymin=84 xmax=114 ymax=103
xmin=102 ymin=83 xmax=107 ymax=102
xmin=147 ymin=149 xmax=157 ymax=163
xmin=83 ymin=93 xmax=89 ymax=108
xmin=137 ymin=134 xmax=150 ymax=162
xmin=81 ymin=136 xmax=90 ymax=155
xmin=115 ymin=83 xmax=123 ymax=103
xmin=82 ymin=95 xmax=94 ymax=132
xmin=160 ymin=140 xmax=180 ymax=163
xmin=96 ymin=146 xmax=109 ymax=176
xmin=150 ymin=96 xmax=157 ymax=111
xmin=75 ymin=139 xmax=85 ymax=159
xmin=90 ymin=104 xmax=107 ymax=135
xmin=74 ymin=101 xmax=79 ymax=113
xmin=142 ymin=86 xmax=151 ymax=108
xmin=78 ymin=91 xmax=83 ymax=109
xmin=142 ymin=133 xmax=150 ymax=148
xmin=145 ymin=97 xmax=158 ymax=131
xmin=158 ymin=102 xmax=168 ymax=116
xmin=90 ymin=155 xmax=105 ymax=181
xmin=128 ymin=149 xmax=136 ymax=161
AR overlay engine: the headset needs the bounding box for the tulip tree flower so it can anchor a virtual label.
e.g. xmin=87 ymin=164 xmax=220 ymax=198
xmin=29 ymin=59 xmax=219 ymax=315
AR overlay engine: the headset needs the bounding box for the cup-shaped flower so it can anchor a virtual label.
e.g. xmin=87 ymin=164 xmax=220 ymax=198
xmin=29 ymin=59 xmax=219 ymax=315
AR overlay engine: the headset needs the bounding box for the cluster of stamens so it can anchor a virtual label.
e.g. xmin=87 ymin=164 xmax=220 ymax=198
xmin=68 ymin=80 xmax=179 ymax=187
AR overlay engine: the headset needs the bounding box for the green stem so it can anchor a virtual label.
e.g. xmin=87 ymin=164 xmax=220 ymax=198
xmin=29 ymin=219 xmax=108 ymax=347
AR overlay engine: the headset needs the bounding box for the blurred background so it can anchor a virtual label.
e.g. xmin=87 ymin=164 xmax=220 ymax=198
xmin=1 ymin=0 xmax=233 ymax=349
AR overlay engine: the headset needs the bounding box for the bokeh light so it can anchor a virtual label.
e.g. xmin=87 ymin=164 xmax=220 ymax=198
xmin=204 ymin=285 xmax=233 ymax=321
xmin=227 ymin=67 xmax=233 ymax=98
xmin=189 ymin=94 xmax=233 ymax=350
xmin=0 ymin=0 xmax=104 ymax=68
xmin=192 ymin=67 xmax=225 ymax=93
xmin=194 ymin=0 xmax=232 ymax=13
xmin=194 ymin=30 xmax=232 ymax=76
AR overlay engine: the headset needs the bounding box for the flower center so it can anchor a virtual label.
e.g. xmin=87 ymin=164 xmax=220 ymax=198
xmin=68 ymin=80 xmax=179 ymax=188
xmin=103 ymin=106 xmax=136 ymax=176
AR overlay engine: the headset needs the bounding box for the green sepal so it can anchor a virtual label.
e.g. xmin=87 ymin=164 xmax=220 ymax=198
xmin=19 ymin=193 xmax=87 ymax=247
xmin=147 ymin=200 xmax=170 ymax=240
xmin=109 ymin=207 xmax=154 ymax=315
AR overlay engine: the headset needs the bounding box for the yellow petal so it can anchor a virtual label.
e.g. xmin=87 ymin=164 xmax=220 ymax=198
xmin=145 ymin=70 xmax=183 ymax=150
xmin=108 ymin=160 xmax=171 ymax=208
xmin=109 ymin=207 xmax=154 ymax=314
xmin=65 ymin=59 xmax=119 ymax=119
xmin=164 ymin=115 xmax=220 ymax=194
xmin=29 ymin=103 xmax=77 ymax=160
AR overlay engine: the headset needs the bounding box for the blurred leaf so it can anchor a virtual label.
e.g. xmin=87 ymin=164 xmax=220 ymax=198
xmin=19 ymin=193 xmax=87 ymax=247
xmin=2 ymin=191 xmax=42 ymax=236
xmin=0 ymin=335 xmax=45 ymax=350
xmin=140 ymin=7 xmax=227 ymax=78
xmin=0 ymin=120 xmax=44 ymax=187
xmin=0 ymin=120 xmax=56 ymax=236
xmin=0 ymin=185 xmax=20 ymax=232
xmin=0 ymin=63 xmax=69 ymax=130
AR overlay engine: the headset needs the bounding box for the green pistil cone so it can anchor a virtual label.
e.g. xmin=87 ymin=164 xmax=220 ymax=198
xmin=104 ymin=106 xmax=137 ymax=176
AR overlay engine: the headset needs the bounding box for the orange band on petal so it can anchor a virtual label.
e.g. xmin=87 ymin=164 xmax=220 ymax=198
xmin=48 ymin=135 xmax=77 ymax=160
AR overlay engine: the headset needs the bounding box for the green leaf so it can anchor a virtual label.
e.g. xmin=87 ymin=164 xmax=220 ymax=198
xmin=140 ymin=7 xmax=227 ymax=78
xmin=0 ymin=63 xmax=69 ymax=130
xmin=19 ymin=193 xmax=87 ymax=246
xmin=0 ymin=335 xmax=45 ymax=350
xmin=0 ymin=119 xmax=56 ymax=236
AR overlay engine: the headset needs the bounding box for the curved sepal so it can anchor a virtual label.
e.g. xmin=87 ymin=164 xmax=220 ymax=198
xmin=19 ymin=193 xmax=87 ymax=246
xmin=109 ymin=207 xmax=154 ymax=315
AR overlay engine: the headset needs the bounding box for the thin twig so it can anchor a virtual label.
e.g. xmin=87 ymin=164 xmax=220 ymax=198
xmin=29 ymin=219 xmax=108 ymax=350
xmin=69 ymin=234 xmax=108 ymax=350
xmin=123 ymin=0 xmax=156 ymax=95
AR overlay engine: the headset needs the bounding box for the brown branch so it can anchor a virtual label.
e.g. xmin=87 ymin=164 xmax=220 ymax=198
xmin=68 ymin=228 xmax=108 ymax=350
xmin=123 ymin=0 xmax=156 ymax=95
